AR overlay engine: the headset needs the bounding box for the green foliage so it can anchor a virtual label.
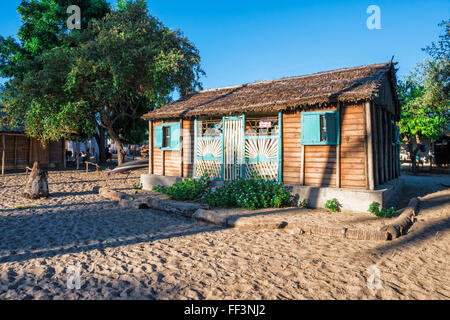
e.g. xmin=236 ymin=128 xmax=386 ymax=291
xmin=0 ymin=1 xmax=204 ymax=164
xmin=152 ymin=177 xmax=210 ymax=201
xmin=368 ymin=202 xmax=396 ymax=218
xmin=368 ymin=201 xmax=381 ymax=215
xmin=132 ymin=181 xmax=141 ymax=190
xmin=297 ymin=198 xmax=308 ymax=208
xmin=324 ymin=198 xmax=342 ymax=213
xmin=201 ymin=178 xmax=292 ymax=210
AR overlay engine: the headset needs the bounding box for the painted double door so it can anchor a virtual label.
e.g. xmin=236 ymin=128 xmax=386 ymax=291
xmin=223 ymin=116 xmax=244 ymax=181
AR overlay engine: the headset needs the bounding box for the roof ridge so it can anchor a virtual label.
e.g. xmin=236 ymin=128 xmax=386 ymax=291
xmin=195 ymin=62 xmax=393 ymax=94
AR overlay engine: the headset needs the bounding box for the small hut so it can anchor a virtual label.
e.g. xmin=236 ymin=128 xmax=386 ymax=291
xmin=1 ymin=124 xmax=65 ymax=174
xmin=141 ymin=62 xmax=402 ymax=211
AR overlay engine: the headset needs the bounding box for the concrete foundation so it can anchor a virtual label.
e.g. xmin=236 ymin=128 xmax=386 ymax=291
xmin=287 ymin=178 xmax=404 ymax=213
xmin=141 ymin=173 xmax=404 ymax=213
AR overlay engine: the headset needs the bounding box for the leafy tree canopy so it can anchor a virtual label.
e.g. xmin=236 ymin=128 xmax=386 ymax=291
xmin=1 ymin=0 xmax=204 ymax=165
xmin=397 ymin=20 xmax=449 ymax=171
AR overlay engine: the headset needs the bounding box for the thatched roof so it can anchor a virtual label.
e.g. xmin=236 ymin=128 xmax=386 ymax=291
xmin=143 ymin=62 xmax=398 ymax=120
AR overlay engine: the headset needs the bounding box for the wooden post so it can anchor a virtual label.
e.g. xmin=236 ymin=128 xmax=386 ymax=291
xmin=180 ymin=119 xmax=184 ymax=178
xmin=365 ymin=102 xmax=375 ymax=190
xmin=149 ymin=120 xmax=154 ymax=175
xmin=371 ymin=103 xmax=379 ymax=187
xmin=336 ymin=103 xmax=341 ymax=188
xmin=1 ymin=133 xmax=5 ymax=176
xmin=300 ymin=145 xmax=305 ymax=185
xmin=383 ymin=110 xmax=389 ymax=182
xmin=14 ymin=136 xmax=17 ymax=169
xmin=378 ymin=107 xmax=384 ymax=185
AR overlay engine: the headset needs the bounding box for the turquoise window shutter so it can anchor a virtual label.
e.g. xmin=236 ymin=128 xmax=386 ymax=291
xmin=325 ymin=112 xmax=338 ymax=144
xmin=169 ymin=123 xmax=181 ymax=150
xmin=301 ymin=113 xmax=320 ymax=145
xmin=154 ymin=125 xmax=163 ymax=148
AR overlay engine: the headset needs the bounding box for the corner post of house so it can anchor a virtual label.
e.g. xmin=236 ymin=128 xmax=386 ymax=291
xmin=336 ymin=103 xmax=341 ymax=188
xmin=241 ymin=113 xmax=246 ymax=179
xmin=365 ymin=101 xmax=375 ymax=190
xmin=278 ymin=111 xmax=283 ymax=182
xmin=161 ymin=120 xmax=165 ymax=176
xmin=194 ymin=118 xmax=198 ymax=178
xmin=180 ymin=119 xmax=184 ymax=177
xmin=149 ymin=120 xmax=153 ymax=175
xmin=300 ymin=113 xmax=305 ymax=186
xmin=14 ymin=135 xmax=17 ymax=169
xmin=1 ymin=133 xmax=5 ymax=176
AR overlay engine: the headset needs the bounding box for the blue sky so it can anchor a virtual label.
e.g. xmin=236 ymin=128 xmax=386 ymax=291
xmin=0 ymin=0 xmax=449 ymax=89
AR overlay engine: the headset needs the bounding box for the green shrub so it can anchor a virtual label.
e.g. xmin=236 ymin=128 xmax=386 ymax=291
xmin=152 ymin=177 xmax=210 ymax=201
xmin=201 ymin=178 xmax=291 ymax=210
xmin=132 ymin=182 xmax=141 ymax=190
xmin=297 ymin=199 xmax=308 ymax=208
xmin=368 ymin=201 xmax=396 ymax=217
xmin=325 ymin=198 xmax=342 ymax=213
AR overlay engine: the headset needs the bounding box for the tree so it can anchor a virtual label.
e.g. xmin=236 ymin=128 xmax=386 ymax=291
xmin=0 ymin=0 xmax=111 ymax=160
xmin=1 ymin=0 xmax=204 ymax=166
xmin=65 ymin=0 xmax=203 ymax=164
xmin=397 ymin=20 xmax=449 ymax=173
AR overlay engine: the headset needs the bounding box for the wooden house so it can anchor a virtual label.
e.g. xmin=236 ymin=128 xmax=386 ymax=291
xmin=1 ymin=125 xmax=65 ymax=174
xmin=141 ymin=62 xmax=401 ymax=194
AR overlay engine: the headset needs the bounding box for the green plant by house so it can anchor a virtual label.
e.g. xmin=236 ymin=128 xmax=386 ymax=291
xmin=297 ymin=198 xmax=308 ymax=208
xmin=152 ymin=177 xmax=210 ymax=201
xmin=201 ymin=178 xmax=292 ymax=210
xmin=368 ymin=201 xmax=396 ymax=217
xmin=325 ymin=198 xmax=342 ymax=213
xmin=132 ymin=182 xmax=141 ymax=190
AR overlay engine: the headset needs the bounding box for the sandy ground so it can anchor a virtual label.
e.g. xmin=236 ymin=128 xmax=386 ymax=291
xmin=0 ymin=169 xmax=448 ymax=300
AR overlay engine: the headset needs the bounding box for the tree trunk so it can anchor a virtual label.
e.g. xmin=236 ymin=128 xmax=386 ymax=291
xmin=106 ymin=123 xmax=125 ymax=166
xmin=116 ymin=141 xmax=125 ymax=166
xmin=23 ymin=162 xmax=49 ymax=199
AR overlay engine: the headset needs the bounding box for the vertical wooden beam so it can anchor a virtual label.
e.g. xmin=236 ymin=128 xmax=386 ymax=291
xmin=300 ymin=113 xmax=305 ymax=185
xmin=377 ymin=107 xmax=384 ymax=184
xmin=149 ymin=120 xmax=153 ymax=175
xmin=194 ymin=118 xmax=198 ymax=178
xmin=180 ymin=119 xmax=184 ymax=178
xmin=28 ymin=137 xmax=32 ymax=167
xmin=383 ymin=110 xmax=389 ymax=182
xmin=364 ymin=102 xmax=375 ymax=190
xmin=336 ymin=104 xmax=341 ymax=188
xmin=14 ymin=136 xmax=17 ymax=169
xmin=1 ymin=133 xmax=5 ymax=176
xmin=371 ymin=103 xmax=379 ymax=187
xmin=278 ymin=111 xmax=283 ymax=182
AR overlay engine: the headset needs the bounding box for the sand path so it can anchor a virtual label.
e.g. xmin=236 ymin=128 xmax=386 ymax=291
xmin=0 ymin=170 xmax=448 ymax=299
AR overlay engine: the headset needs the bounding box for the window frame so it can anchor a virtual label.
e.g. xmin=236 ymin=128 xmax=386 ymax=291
xmin=300 ymin=110 xmax=339 ymax=146
xmin=162 ymin=126 xmax=171 ymax=148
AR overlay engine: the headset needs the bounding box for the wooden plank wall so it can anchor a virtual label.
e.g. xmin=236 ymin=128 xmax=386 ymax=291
xmin=339 ymin=104 xmax=367 ymax=189
xmin=151 ymin=120 xmax=194 ymax=177
xmin=182 ymin=120 xmax=194 ymax=177
xmin=1 ymin=134 xmax=63 ymax=170
xmin=282 ymin=111 xmax=301 ymax=184
xmin=281 ymin=104 xmax=368 ymax=189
